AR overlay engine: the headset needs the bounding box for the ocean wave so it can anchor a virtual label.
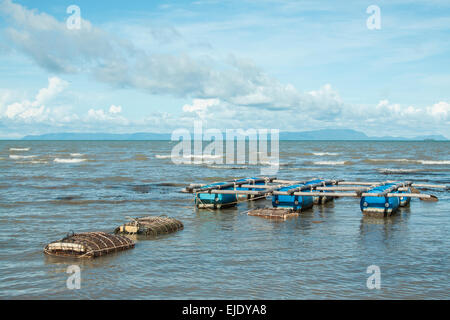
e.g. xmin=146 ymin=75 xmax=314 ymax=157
xmin=366 ymin=158 xmax=450 ymax=165
xmin=418 ymin=160 xmax=450 ymax=165
xmin=53 ymin=158 xmax=86 ymax=163
xmin=155 ymin=155 xmax=172 ymax=159
xmin=311 ymin=152 xmax=339 ymax=156
xmin=290 ymin=167 xmax=333 ymax=171
xmin=183 ymin=154 xmax=223 ymax=159
xmin=259 ymin=161 xmax=293 ymax=167
xmin=207 ymin=165 xmax=249 ymax=169
xmin=18 ymin=160 xmax=48 ymax=164
xmin=70 ymin=153 xmax=84 ymax=157
xmin=9 ymin=148 xmax=30 ymax=151
xmin=156 ymin=154 xmax=223 ymax=160
xmin=365 ymin=158 xmax=416 ymax=164
xmin=313 ymin=161 xmax=349 ymax=165
xmin=377 ymin=168 xmax=421 ymax=174
xmin=9 ymin=155 xmax=37 ymax=159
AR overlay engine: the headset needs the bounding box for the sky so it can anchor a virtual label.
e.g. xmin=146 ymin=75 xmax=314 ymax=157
xmin=0 ymin=0 xmax=449 ymax=139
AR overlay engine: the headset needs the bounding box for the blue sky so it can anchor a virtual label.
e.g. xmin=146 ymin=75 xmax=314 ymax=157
xmin=0 ymin=0 xmax=449 ymax=138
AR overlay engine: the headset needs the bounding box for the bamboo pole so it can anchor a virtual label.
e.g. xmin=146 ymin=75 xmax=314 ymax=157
xmin=315 ymin=186 xmax=371 ymax=191
xmin=362 ymin=192 xmax=438 ymax=199
xmin=411 ymin=183 xmax=449 ymax=189
xmin=287 ymin=192 xmax=359 ymax=197
xmin=271 ymin=180 xmax=337 ymax=195
xmin=272 ymin=179 xmax=314 ymax=184
xmin=208 ymin=189 xmax=266 ymax=195
xmin=283 ymin=191 xmax=438 ymax=200
xmin=318 ymin=186 xmax=409 ymax=191
xmin=239 ymin=184 xmax=285 ymax=189
xmin=336 ymin=181 xmax=384 ymax=186
xmin=191 ymin=177 xmax=269 ymax=192
xmin=338 ymin=180 xmax=447 ymax=189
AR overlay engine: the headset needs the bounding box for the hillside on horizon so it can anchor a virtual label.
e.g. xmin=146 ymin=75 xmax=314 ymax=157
xmin=20 ymin=129 xmax=448 ymax=141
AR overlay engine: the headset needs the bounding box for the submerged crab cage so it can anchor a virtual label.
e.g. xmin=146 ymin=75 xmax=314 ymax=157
xmin=44 ymin=232 xmax=135 ymax=258
xmin=115 ymin=216 xmax=184 ymax=236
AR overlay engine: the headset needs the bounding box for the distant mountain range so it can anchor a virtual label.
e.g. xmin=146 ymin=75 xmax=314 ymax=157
xmin=22 ymin=129 xmax=448 ymax=141
xmin=278 ymin=129 xmax=448 ymax=141
xmin=22 ymin=132 xmax=171 ymax=140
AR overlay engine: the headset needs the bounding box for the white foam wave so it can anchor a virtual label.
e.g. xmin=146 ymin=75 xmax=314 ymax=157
xmin=9 ymin=148 xmax=30 ymax=151
xmin=156 ymin=154 xmax=223 ymax=160
xmin=30 ymin=160 xmax=48 ymax=164
xmin=183 ymin=154 xmax=223 ymax=159
xmin=312 ymin=152 xmax=339 ymax=156
xmin=367 ymin=158 xmax=416 ymax=163
xmin=259 ymin=161 xmax=280 ymax=166
xmin=70 ymin=153 xmax=84 ymax=157
xmin=314 ymin=161 xmax=347 ymax=165
xmin=155 ymin=155 xmax=172 ymax=159
xmin=377 ymin=168 xmax=420 ymax=173
xmin=9 ymin=155 xmax=37 ymax=159
xmin=259 ymin=160 xmax=293 ymax=167
xmin=17 ymin=160 xmax=48 ymax=164
xmin=207 ymin=165 xmax=249 ymax=169
xmin=418 ymin=160 xmax=450 ymax=165
xmin=368 ymin=158 xmax=449 ymax=165
xmin=54 ymin=158 xmax=86 ymax=163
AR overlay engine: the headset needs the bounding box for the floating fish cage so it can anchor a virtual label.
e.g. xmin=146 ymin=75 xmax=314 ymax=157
xmin=305 ymin=179 xmax=334 ymax=204
xmin=185 ymin=177 xmax=445 ymax=218
xmin=193 ymin=177 xmax=272 ymax=209
xmin=115 ymin=216 xmax=184 ymax=236
xmin=195 ymin=182 xmax=238 ymax=209
xmin=272 ymin=179 xmax=337 ymax=211
xmin=235 ymin=177 xmax=265 ymax=199
xmin=44 ymin=232 xmax=135 ymax=258
xmin=272 ymin=184 xmax=314 ymax=211
xmin=360 ymin=183 xmax=401 ymax=216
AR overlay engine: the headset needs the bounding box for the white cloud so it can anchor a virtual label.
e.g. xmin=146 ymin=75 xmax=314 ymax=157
xmin=1 ymin=76 xmax=67 ymax=121
xmin=33 ymin=77 xmax=68 ymax=107
xmin=0 ymin=0 xmax=122 ymax=73
xmin=373 ymin=99 xmax=449 ymax=122
xmin=109 ymin=105 xmax=122 ymax=114
xmin=0 ymin=0 xmax=321 ymax=115
xmin=87 ymin=108 xmax=108 ymax=121
xmin=0 ymin=77 xmax=128 ymax=130
xmin=86 ymin=106 xmax=128 ymax=125
xmin=182 ymin=98 xmax=219 ymax=118
xmin=426 ymin=101 xmax=449 ymax=120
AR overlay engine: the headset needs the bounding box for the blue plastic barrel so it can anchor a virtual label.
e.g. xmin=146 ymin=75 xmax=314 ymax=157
xmin=195 ymin=182 xmax=237 ymax=208
xmin=360 ymin=183 xmax=400 ymax=214
xmin=272 ymin=183 xmax=313 ymax=211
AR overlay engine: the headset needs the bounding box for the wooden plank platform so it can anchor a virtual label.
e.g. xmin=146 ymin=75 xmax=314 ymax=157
xmin=247 ymin=208 xmax=299 ymax=220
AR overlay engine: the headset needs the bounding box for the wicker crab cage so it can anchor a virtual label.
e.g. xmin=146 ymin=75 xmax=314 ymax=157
xmin=44 ymin=231 xmax=135 ymax=258
xmin=115 ymin=216 xmax=184 ymax=236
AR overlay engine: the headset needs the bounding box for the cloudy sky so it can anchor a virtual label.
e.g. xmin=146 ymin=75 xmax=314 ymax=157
xmin=0 ymin=0 xmax=449 ymax=138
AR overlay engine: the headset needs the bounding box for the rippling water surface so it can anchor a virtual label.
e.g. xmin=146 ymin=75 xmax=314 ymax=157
xmin=0 ymin=140 xmax=449 ymax=299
